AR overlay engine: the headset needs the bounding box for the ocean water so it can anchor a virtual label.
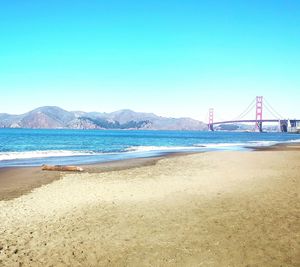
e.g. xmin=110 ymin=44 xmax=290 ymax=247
xmin=0 ymin=129 xmax=299 ymax=167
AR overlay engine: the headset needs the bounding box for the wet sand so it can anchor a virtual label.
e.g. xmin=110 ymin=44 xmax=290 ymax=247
xmin=0 ymin=145 xmax=299 ymax=266
xmin=0 ymin=157 xmax=162 ymax=201
xmin=0 ymin=167 xmax=61 ymax=201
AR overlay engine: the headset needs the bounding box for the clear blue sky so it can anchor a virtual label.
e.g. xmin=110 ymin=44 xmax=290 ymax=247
xmin=0 ymin=0 xmax=299 ymax=121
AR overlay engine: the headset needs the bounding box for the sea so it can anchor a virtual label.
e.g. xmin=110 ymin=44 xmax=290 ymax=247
xmin=0 ymin=128 xmax=299 ymax=167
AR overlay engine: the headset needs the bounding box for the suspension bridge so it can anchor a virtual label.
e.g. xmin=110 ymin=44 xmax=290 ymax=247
xmin=208 ymin=96 xmax=300 ymax=132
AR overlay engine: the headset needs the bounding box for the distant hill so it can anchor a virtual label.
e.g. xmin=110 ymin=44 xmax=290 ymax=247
xmin=0 ymin=107 xmax=207 ymax=131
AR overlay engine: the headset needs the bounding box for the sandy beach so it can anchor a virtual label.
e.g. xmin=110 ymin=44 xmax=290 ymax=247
xmin=0 ymin=146 xmax=299 ymax=266
xmin=0 ymin=157 xmax=163 ymax=201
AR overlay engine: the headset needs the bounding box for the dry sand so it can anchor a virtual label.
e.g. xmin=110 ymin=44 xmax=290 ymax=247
xmin=0 ymin=148 xmax=299 ymax=266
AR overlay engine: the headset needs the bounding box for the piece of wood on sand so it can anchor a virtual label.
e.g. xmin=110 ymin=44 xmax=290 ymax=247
xmin=41 ymin=165 xmax=84 ymax=172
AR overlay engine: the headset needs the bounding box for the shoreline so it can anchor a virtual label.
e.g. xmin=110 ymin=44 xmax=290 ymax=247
xmin=0 ymin=142 xmax=299 ymax=201
xmin=0 ymin=156 xmax=162 ymax=201
xmin=0 ymin=152 xmax=199 ymax=201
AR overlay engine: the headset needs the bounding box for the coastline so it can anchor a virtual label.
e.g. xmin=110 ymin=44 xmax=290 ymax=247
xmin=0 ymin=143 xmax=299 ymax=266
xmin=0 ymin=156 xmax=162 ymax=201
xmin=0 ymin=143 xmax=299 ymax=201
xmin=0 ymin=152 xmax=199 ymax=201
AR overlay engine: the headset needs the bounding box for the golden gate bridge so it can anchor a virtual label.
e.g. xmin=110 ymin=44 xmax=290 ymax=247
xmin=208 ymin=96 xmax=300 ymax=132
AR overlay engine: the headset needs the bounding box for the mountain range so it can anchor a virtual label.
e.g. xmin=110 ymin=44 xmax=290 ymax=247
xmin=0 ymin=106 xmax=207 ymax=130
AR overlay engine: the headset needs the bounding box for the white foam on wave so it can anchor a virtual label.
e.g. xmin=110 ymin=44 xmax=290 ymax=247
xmin=288 ymin=139 xmax=300 ymax=143
xmin=195 ymin=139 xmax=300 ymax=149
xmin=0 ymin=150 xmax=96 ymax=161
xmin=248 ymin=139 xmax=300 ymax=147
xmin=125 ymin=142 xmax=268 ymax=153
xmin=246 ymin=141 xmax=279 ymax=147
xmin=2 ymin=139 xmax=299 ymax=162
xmin=194 ymin=143 xmax=246 ymax=148
xmin=124 ymin=146 xmax=203 ymax=153
xmin=193 ymin=141 xmax=283 ymax=150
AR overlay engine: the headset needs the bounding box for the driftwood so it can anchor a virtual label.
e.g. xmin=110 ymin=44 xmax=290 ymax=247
xmin=42 ymin=165 xmax=84 ymax=172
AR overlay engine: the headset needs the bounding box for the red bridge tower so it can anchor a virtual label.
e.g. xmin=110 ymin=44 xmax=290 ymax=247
xmin=255 ymin=96 xmax=263 ymax=132
xmin=208 ymin=108 xmax=214 ymax=131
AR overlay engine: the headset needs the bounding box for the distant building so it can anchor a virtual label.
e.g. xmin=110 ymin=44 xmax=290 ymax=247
xmin=288 ymin=120 xmax=300 ymax=133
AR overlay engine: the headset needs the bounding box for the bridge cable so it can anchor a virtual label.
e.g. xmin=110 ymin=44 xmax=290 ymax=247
xmin=233 ymin=98 xmax=256 ymax=120
xmin=264 ymin=98 xmax=283 ymax=119
xmin=263 ymin=103 xmax=280 ymax=120
xmin=234 ymin=98 xmax=256 ymax=120
xmin=236 ymin=103 xmax=256 ymax=120
xmin=264 ymin=99 xmax=282 ymax=118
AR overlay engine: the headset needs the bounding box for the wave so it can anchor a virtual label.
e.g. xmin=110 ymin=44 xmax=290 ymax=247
xmin=247 ymin=139 xmax=300 ymax=147
xmin=194 ymin=143 xmax=246 ymax=148
xmin=124 ymin=146 xmax=203 ymax=153
xmin=245 ymin=141 xmax=279 ymax=147
xmin=194 ymin=140 xmax=295 ymax=148
xmin=194 ymin=139 xmax=300 ymax=149
xmin=288 ymin=139 xmax=300 ymax=143
xmin=0 ymin=150 xmax=97 ymax=161
xmin=124 ymin=140 xmax=287 ymax=153
xmin=1 ymin=138 xmax=299 ymax=162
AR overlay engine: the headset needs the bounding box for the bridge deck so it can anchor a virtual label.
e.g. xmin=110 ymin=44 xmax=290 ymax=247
xmin=212 ymin=119 xmax=300 ymax=125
